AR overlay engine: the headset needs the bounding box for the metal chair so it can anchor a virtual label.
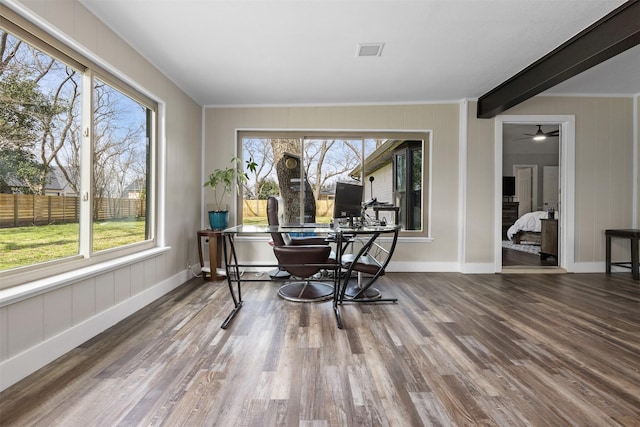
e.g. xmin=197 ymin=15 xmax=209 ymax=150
xmin=267 ymin=196 xmax=336 ymax=301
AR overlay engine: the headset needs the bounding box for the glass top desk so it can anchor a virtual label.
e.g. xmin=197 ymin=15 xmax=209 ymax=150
xmin=220 ymin=223 xmax=401 ymax=329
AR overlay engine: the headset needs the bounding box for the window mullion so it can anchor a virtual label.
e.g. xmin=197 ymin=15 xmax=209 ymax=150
xmin=300 ymin=138 xmax=307 ymax=223
xmin=79 ymin=71 xmax=94 ymax=257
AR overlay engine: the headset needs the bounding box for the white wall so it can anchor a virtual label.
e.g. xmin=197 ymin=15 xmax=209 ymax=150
xmin=205 ymin=98 xmax=636 ymax=273
xmin=466 ymin=96 xmax=635 ymax=270
xmin=0 ymin=0 xmax=202 ymax=391
xmin=204 ymin=104 xmax=462 ymax=272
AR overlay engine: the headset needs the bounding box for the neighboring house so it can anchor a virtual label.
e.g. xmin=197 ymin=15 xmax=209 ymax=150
xmin=122 ymin=179 xmax=145 ymax=199
xmin=1 ymin=177 xmax=26 ymax=194
xmin=44 ymin=167 xmax=77 ymax=197
xmin=351 ymin=139 xmax=423 ymax=229
xmin=2 ymin=166 xmax=77 ymax=196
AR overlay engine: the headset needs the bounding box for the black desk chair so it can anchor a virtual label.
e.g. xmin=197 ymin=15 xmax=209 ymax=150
xmin=267 ymin=197 xmax=336 ymax=301
xmin=273 ymin=245 xmax=337 ymax=302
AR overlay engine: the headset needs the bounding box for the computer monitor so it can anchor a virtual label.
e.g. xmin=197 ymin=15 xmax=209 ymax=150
xmin=333 ymin=182 xmax=364 ymax=225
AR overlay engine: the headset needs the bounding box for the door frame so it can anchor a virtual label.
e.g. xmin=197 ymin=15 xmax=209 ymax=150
xmin=494 ymin=115 xmax=575 ymax=272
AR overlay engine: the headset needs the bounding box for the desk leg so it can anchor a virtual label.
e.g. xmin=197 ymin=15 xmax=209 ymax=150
xmin=221 ymin=302 xmax=243 ymax=329
xmin=332 ymin=235 xmax=344 ymax=329
xmin=221 ymin=234 xmax=242 ymax=329
xmin=631 ymin=238 xmax=639 ymax=280
xmin=605 ymin=235 xmax=611 ymax=275
xmin=333 ymin=304 xmax=343 ymax=329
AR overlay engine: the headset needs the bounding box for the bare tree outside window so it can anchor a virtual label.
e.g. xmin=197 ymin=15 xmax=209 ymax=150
xmin=0 ymin=27 xmax=154 ymax=273
xmin=239 ymin=134 xmax=422 ymax=228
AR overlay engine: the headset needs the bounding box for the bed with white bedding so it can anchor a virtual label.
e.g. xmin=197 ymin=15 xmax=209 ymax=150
xmin=507 ymin=211 xmax=550 ymax=244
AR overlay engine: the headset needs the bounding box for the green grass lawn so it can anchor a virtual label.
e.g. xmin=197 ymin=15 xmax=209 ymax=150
xmin=2 ymin=217 xmax=332 ymax=271
xmin=0 ymin=220 xmax=146 ymax=271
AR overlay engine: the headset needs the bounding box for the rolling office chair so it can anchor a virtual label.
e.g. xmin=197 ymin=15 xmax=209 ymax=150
xmin=267 ymin=196 xmax=336 ymax=302
xmin=273 ymin=245 xmax=337 ymax=302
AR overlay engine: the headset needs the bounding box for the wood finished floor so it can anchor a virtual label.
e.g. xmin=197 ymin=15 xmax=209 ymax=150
xmin=502 ymin=247 xmax=558 ymax=267
xmin=1 ymin=272 xmax=639 ymax=426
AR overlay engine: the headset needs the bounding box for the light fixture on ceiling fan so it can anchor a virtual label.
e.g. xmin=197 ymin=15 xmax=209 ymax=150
xmin=533 ymin=126 xmax=547 ymax=141
xmin=516 ymin=125 xmax=559 ymax=142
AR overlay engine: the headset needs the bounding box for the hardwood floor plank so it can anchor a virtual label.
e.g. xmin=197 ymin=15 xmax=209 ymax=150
xmin=321 ymin=365 xmax=351 ymax=426
xmin=1 ymin=273 xmax=639 ymax=426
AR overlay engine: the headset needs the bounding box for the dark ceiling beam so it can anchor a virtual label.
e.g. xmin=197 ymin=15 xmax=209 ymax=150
xmin=477 ymin=0 xmax=640 ymax=119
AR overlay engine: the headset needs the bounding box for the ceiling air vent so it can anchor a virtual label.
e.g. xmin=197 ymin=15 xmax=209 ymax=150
xmin=357 ymin=43 xmax=385 ymax=57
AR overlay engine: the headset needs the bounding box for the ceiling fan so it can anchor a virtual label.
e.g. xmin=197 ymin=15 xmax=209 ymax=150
xmin=516 ymin=125 xmax=559 ymax=142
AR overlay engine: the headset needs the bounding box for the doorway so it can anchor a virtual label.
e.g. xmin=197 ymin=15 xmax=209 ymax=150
xmin=494 ymin=115 xmax=576 ymax=273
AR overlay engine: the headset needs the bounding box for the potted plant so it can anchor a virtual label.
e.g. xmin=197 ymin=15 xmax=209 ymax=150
xmin=204 ymin=156 xmax=257 ymax=230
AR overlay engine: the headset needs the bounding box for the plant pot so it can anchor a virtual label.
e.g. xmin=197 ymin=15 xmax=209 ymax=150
xmin=208 ymin=210 xmax=229 ymax=230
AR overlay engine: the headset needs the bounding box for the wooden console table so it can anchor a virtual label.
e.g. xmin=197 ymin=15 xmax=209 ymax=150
xmin=605 ymin=229 xmax=640 ymax=280
xmin=197 ymin=229 xmax=225 ymax=281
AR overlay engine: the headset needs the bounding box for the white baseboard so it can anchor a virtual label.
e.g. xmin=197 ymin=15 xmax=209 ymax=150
xmin=459 ymin=263 xmax=496 ymax=274
xmin=216 ymin=260 xmax=619 ymax=276
xmin=386 ymin=261 xmax=461 ymax=272
xmin=0 ymin=270 xmax=188 ymax=391
xmin=238 ymin=261 xmax=487 ymax=274
xmin=571 ymin=261 xmax=631 ymax=274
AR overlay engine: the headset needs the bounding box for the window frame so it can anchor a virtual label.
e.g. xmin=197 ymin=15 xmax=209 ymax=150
xmin=0 ymin=5 xmax=159 ymax=289
xmin=237 ymin=130 xmax=430 ymax=238
xmin=393 ymin=141 xmax=423 ymax=230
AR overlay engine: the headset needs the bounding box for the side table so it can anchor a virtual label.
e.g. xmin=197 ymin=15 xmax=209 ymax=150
xmin=605 ymin=229 xmax=640 ymax=280
xmin=197 ymin=229 xmax=225 ymax=281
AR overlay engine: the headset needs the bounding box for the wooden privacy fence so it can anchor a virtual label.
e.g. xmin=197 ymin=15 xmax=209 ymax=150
xmin=0 ymin=195 xmax=330 ymax=227
xmin=242 ymin=199 xmax=334 ymax=218
xmin=0 ymin=194 xmax=146 ymax=228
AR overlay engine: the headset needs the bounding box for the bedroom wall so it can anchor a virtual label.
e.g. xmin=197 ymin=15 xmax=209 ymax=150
xmin=466 ymin=96 xmax=634 ymax=268
xmin=0 ymin=0 xmax=202 ymax=391
xmin=503 ymin=134 xmax=559 ymax=212
xmin=204 ymin=104 xmax=461 ymax=272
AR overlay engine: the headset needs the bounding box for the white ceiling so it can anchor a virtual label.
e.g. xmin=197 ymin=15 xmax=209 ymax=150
xmin=79 ymin=0 xmax=638 ymax=107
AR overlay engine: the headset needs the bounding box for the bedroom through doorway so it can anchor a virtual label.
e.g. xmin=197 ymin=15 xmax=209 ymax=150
xmin=501 ymin=123 xmax=560 ymax=268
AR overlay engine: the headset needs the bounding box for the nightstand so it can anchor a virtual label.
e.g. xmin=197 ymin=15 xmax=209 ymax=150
xmin=540 ymin=219 xmax=558 ymax=260
xmin=502 ymin=201 xmax=519 ymax=239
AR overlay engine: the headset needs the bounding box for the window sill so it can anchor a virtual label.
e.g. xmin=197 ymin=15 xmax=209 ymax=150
xmin=0 ymin=246 xmax=171 ymax=308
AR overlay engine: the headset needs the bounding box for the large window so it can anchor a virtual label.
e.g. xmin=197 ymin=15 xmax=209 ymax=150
xmin=239 ymin=131 xmax=428 ymax=234
xmin=0 ymin=8 xmax=156 ymax=287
